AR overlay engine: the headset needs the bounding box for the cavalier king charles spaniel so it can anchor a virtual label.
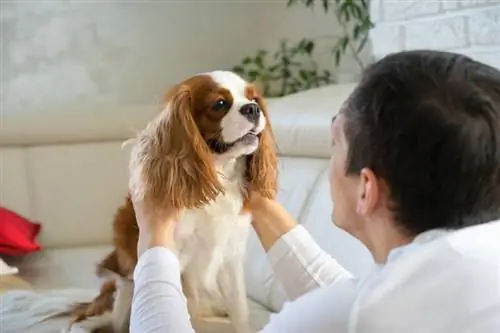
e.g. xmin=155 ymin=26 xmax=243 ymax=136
xmin=67 ymin=70 xmax=278 ymax=333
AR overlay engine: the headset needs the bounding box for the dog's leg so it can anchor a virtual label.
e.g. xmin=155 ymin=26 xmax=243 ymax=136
xmin=71 ymin=280 xmax=116 ymax=323
xmin=111 ymin=277 xmax=134 ymax=333
xmin=218 ymin=260 xmax=254 ymax=333
xmin=63 ymin=312 xmax=114 ymax=333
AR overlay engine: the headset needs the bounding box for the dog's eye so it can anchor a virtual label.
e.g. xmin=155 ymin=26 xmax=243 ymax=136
xmin=213 ymin=99 xmax=228 ymax=111
xmin=252 ymin=97 xmax=259 ymax=103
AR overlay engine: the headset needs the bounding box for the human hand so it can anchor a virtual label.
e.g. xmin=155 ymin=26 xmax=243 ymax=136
xmin=246 ymin=191 xmax=297 ymax=252
xmin=130 ymin=194 xmax=184 ymax=257
xmin=247 ymin=191 xmax=276 ymax=213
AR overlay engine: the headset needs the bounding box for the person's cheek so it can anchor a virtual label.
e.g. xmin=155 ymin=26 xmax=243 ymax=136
xmin=328 ymin=156 xmax=336 ymax=199
xmin=327 ymin=156 xmax=334 ymax=221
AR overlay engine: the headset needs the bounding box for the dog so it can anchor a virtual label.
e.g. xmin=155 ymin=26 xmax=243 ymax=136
xmin=67 ymin=70 xmax=278 ymax=333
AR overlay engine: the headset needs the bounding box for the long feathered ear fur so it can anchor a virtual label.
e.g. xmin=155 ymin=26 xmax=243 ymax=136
xmin=129 ymin=85 xmax=224 ymax=211
xmin=247 ymin=96 xmax=278 ymax=199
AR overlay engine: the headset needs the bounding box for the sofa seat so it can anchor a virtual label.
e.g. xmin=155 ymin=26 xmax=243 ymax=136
xmin=3 ymin=245 xmax=273 ymax=333
xmin=5 ymin=245 xmax=113 ymax=291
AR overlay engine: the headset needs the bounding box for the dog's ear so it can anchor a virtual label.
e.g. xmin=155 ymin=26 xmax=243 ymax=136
xmin=111 ymin=195 xmax=139 ymax=276
xmin=128 ymin=85 xmax=224 ymax=212
xmin=246 ymin=91 xmax=278 ymax=199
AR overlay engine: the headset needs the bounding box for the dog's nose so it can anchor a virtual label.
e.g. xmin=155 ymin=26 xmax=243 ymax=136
xmin=239 ymin=103 xmax=260 ymax=122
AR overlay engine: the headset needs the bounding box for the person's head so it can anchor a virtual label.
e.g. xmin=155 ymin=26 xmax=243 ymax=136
xmin=329 ymin=50 xmax=500 ymax=260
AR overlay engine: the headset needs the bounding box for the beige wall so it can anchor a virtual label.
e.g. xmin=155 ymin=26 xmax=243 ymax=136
xmin=2 ymin=0 xmax=365 ymax=116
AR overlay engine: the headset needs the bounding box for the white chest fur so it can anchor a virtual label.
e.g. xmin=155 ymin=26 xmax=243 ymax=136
xmin=174 ymin=157 xmax=252 ymax=321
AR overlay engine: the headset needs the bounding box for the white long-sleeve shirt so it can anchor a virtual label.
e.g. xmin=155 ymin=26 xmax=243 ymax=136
xmin=130 ymin=220 xmax=500 ymax=333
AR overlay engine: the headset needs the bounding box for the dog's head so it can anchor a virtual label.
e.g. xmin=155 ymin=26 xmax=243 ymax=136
xmin=128 ymin=71 xmax=278 ymax=211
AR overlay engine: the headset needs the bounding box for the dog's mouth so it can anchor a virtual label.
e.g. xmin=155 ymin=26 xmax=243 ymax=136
xmin=207 ymin=129 xmax=260 ymax=154
xmin=239 ymin=130 xmax=259 ymax=143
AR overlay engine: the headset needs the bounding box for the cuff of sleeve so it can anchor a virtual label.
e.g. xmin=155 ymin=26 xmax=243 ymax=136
xmin=133 ymin=247 xmax=182 ymax=288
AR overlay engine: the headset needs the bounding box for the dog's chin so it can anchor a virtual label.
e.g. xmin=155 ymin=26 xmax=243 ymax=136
xmin=233 ymin=133 xmax=259 ymax=156
xmin=208 ymin=132 xmax=260 ymax=156
xmin=237 ymin=132 xmax=259 ymax=148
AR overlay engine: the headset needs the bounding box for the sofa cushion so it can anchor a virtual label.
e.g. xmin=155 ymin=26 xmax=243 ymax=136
xmin=0 ymin=148 xmax=31 ymax=218
xmin=0 ymin=83 xmax=357 ymax=154
xmin=267 ymin=82 xmax=357 ymax=159
xmin=4 ymin=244 xmax=113 ymax=290
xmin=27 ymin=142 xmax=131 ymax=248
xmin=244 ymin=156 xmax=329 ymax=310
xmin=0 ymin=104 xmax=159 ymax=146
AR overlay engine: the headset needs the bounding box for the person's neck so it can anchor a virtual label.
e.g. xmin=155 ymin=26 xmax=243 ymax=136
xmin=363 ymin=218 xmax=414 ymax=264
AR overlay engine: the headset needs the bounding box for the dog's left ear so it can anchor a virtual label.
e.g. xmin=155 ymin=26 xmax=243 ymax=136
xmin=246 ymin=91 xmax=278 ymax=199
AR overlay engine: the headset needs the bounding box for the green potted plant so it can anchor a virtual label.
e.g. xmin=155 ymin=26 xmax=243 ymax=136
xmin=232 ymin=0 xmax=374 ymax=97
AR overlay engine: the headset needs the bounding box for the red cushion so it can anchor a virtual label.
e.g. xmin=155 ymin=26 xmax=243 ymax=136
xmin=0 ymin=207 xmax=42 ymax=256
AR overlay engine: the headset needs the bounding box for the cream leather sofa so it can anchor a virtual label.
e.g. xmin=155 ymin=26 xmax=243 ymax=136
xmin=1 ymin=83 xmax=374 ymax=332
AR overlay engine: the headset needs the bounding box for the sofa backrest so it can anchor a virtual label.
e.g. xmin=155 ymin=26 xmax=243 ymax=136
xmin=1 ymin=83 xmax=374 ymax=310
xmin=1 ymin=104 xmax=155 ymax=248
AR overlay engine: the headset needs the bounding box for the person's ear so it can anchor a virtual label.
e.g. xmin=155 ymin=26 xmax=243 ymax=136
xmin=356 ymin=167 xmax=379 ymax=216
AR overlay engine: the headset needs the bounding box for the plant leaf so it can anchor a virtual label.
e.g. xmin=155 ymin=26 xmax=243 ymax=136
xmin=334 ymin=49 xmax=341 ymax=66
xmin=242 ymin=56 xmax=252 ymax=65
xmin=341 ymin=36 xmax=350 ymax=52
xmin=232 ymin=65 xmax=245 ymax=74
xmin=299 ymin=69 xmax=308 ymax=80
xmin=322 ymin=0 xmax=329 ymax=12
xmin=304 ymin=40 xmax=314 ymax=54
xmin=257 ymin=49 xmax=267 ymax=58
xmin=351 ymin=4 xmax=363 ymax=20
xmin=269 ymin=64 xmax=280 ymax=72
xmin=248 ymin=70 xmax=260 ymax=82
xmin=353 ymin=25 xmax=361 ymax=39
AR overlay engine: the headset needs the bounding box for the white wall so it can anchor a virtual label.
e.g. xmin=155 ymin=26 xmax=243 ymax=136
xmin=1 ymin=0 xmax=364 ymax=115
xmin=369 ymin=0 xmax=500 ymax=68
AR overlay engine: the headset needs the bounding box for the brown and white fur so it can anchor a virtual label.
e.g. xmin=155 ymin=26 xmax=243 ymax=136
xmin=66 ymin=70 xmax=278 ymax=333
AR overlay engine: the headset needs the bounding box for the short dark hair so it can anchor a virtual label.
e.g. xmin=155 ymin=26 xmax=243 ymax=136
xmin=343 ymin=50 xmax=500 ymax=235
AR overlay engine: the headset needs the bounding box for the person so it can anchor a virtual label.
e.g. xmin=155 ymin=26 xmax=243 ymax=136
xmin=129 ymin=50 xmax=500 ymax=333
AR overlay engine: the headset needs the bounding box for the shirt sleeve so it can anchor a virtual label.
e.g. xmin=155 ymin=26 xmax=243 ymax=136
xmin=266 ymin=225 xmax=355 ymax=300
xmin=130 ymin=247 xmax=195 ymax=333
